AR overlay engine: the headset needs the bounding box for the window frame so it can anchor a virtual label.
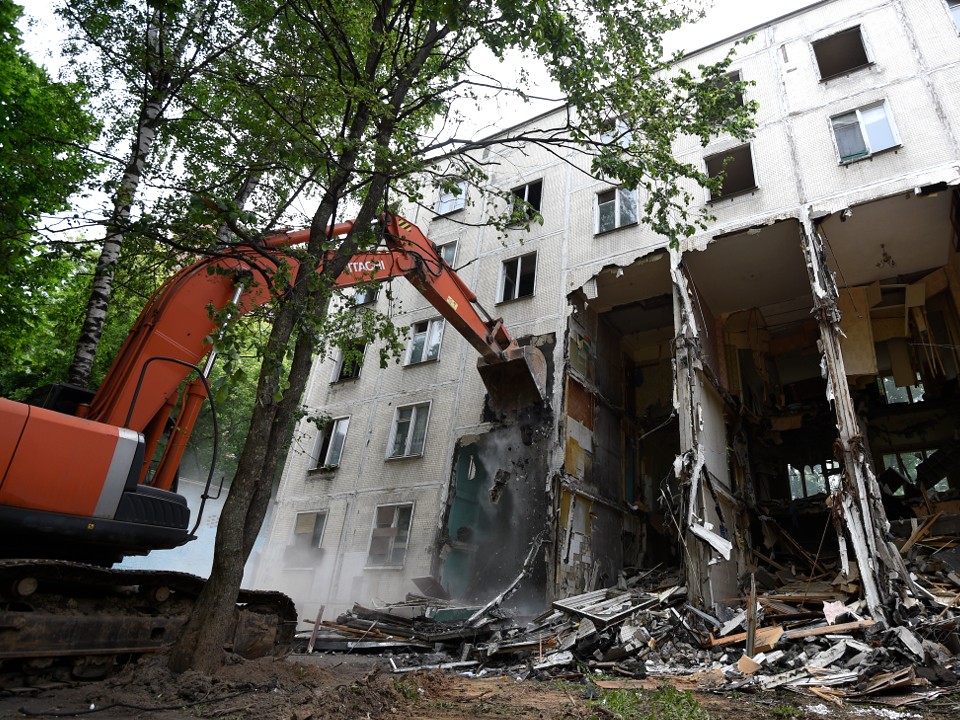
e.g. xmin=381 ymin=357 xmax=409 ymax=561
xmin=829 ymin=101 xmax=899 ymax=163
xmin=332 ymin=343 xmax=365 ymax=382
xmin=704 ymin=143 xmax=757 ymax=201
xmin=404 ymin=318 xmax=444 ymax=365
xmin=949 ymin=0 xmax=960 ymax=30
xmin=599 ymin=117 xmax=632 ymax=147
xmin=293 ymin=510 xmax=327 ymax=549
xmin=510 ymin=179 xmax=543 ymax=220
xmin=308 ymin=416 xmax=350 ymax=471
xmin=365 ymin=502 xmax=414 ymax=569
xmin=878 ymin=374 xmax=924 ymax=405
xmin=594 ymin=187 xmax=638 ymax=235
xmin=386 ymin=402 xmax=431 ymax=459
xmin=498 ymin=251 xmax=537 ymax=303
xmin=721 ymin=70 xmax=744 ymax=107
xmin=436 ymin=179 xmax=467 ymax=215
xmin=812 ymin=25 xmax=871 ymax=81
xmin=351 ymin=285 xmax=379 ymax=306
xmin=787 ymin=461 xmax=840 ymax=500
xmin=438 ymin=240 xmax=458 ymax=267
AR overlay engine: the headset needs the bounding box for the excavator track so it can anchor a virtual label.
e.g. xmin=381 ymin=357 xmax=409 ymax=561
xmin=0 ymin=560 xmax=297 ymax=685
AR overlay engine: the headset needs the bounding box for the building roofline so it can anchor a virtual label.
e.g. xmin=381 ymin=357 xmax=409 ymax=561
xmin=430 ymin=0 xmax=838 ymax=162
xmin=677 ymin=0 xmax=835 ymax=60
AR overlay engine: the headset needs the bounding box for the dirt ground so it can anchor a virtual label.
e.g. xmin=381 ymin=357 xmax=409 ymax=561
xmin=1 ymin=653 xmax=958 ymax=720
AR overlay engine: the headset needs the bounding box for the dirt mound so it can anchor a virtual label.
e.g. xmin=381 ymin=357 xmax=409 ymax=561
xmin=7 ymin=654 xmax=399 ymax=720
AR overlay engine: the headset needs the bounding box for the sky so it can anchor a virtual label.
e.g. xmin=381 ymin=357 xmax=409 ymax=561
xmin=16 ymin=0 xmax=818 ymax=218
xmin=669 ymin=0 xmax=816 ymax=52
xmin=21 ymin=1 xmax=819 ymax=93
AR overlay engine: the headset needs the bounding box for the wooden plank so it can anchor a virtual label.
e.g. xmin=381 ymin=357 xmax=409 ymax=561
xmin=708 ymin=625 xmax=783 ymax=651
xmin=753 ymin=549 xmax=789 ymax=573
xmin=838 ymin=286 xmax=878 ymax=376
xmin=781 ymin=619 xmax=875 ymax=640
xmin=307 ymin=605 xmax=325 ymax=653
xmin=888 ymin=337 xmax=915 ymax=388
xmin=900 ymin=512 xmax=943 ymax=555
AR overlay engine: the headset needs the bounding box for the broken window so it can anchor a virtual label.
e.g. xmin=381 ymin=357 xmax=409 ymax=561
xmin=596 ymin=188 xmax=638 ymax=234
xmin=309 ymin=417 xmax=350 ymax=470
xmin=499 ymin=252 xmax=537 ymax=302
xmin=352 ymin=285 xmax=378 ymax=306
xmin=882 ymin=450 xmax=944 ymax=488
xmin=436 ymin=179 xmax=467 ymax=215
xmin=812 ymin=26 xmax=870 ymax=80
xmin=787 ymin=460 xmax=839 ymax=500
xmin=511 ymin=180 xmax=543 ymax=220
xmin=367 ymin=503 xmax=413 ymax=567
xmin=599 ymin=117 xmax=632 ymax=147
xmin=705 ymin=144 xmax=756 ymax=199
xmin=877 ymin=374 xmax=924 ymax=404
xmin=405 ymin=318 xmax=444 ymax=364
xmin=333 ymin=343 xmax=365 ymax=382
xmin=388 ymin=402 xmax=430 ymax=458
xmin=293 ymin=511 xmax=327 ymax=548
xmin=831 ymin=102 xmax=898 ymax=162
xmin=721 ymin=70 xmax=744 ymax=107
xmin=950 ymin=0 xmax=960 ymax=30
xmin=439 ymin=240 xmax=458 ymax=267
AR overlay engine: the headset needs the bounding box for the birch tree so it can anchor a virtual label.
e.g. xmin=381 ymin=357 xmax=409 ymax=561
xmin=57 ymin=0 xmax=271 ymax=387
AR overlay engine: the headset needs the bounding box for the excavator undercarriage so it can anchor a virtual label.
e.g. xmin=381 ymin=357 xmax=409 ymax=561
xmin=0 ymin=560 xmax=296 ymax=683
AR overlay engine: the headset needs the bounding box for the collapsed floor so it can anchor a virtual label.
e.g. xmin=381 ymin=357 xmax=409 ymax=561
xmin=553 ymin=188 xmax=960 ymax=619
xmin=297 ymin=536 xmax=960 ymax=707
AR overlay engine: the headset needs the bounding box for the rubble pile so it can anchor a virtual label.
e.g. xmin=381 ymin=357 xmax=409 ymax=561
xmin=295 ymin=523 xmax=960 ymax=707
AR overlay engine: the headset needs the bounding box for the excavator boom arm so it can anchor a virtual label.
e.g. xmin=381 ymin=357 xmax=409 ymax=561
xmin=86 ymin=214 xmax=522 ymax=434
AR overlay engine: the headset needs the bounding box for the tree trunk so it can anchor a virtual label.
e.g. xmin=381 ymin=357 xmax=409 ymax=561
xmin=166 ymin=186 xmax=350 ymax=673
xmin=67 ymin=99 xmax=162 ymax=387
xmin=166 ymin=11 xmax=449 ymax=673
xmin=67 ymin=17 xmax=167 ymax=388
xmin=166 ymin=170 xmax=390 ymax=672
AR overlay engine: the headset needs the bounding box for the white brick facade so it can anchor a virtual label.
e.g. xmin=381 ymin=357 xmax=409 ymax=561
xmin=258 ymin=0 xmax=960 ymax=621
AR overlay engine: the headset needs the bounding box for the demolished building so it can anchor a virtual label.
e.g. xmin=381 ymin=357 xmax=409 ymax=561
xmin=254 ymin=0 xmax=960 ymax=627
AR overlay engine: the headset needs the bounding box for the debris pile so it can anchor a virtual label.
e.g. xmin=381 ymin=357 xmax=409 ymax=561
xmin=295 ymin=519 xmax=960 ymax=707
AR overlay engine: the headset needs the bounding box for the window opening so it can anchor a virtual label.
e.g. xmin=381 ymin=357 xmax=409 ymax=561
xmin=882 ymin=450 xmax=948 ymax=493
xmin=367 ymin=504 xmax=413 ymax=567
xmin=439 ymin=240 xmax=458 ymax=266
xmin=599 ymin=117 xmax=632 ymax=147
xmin=951 ymin=0 xmax=960 ymax=29
xmin=511 ymin=180 xmax=543 ymax=220
xmin=596 ymin=188 xmax=638 ymax=233
xmin=878 ymin=374 xmax=924 ymax=404
xmin=499 ymin=252 xmax=537 ymax=302
xmin=293 ymin=511 xmax=327 ymax=549
xmin=831 ymin=102 xmax=897 ymax=162
xmin=405 ymin=318 xmax=444 ymax=364
xmin=388 ymin=403 xmax=430 ymax=458
xmin=334 ymin=343 xmax=365 ymax=382
xmin=813 ymin=26 xmax=869 ymax=80
xmin=705 ymin=144 xmax=756 ymax=199
xmin=309 ymin=417 xmax=350 ymax=470
xmin=437 ymin=179 xmax=466 ymax=214
xmin=724 ymin=70 xmax=744 ymax=107
xmin=787 ymin=460 xmax=839 ymax=499
xmin=352 ymin=286 xmax=378 ymax=306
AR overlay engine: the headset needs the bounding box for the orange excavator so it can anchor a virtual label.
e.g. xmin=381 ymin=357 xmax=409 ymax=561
xmin=0 ymin=213 xmax=547 ymax=679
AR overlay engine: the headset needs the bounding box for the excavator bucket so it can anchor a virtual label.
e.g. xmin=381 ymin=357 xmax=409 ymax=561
xmin=477 ymin=345 xmax=548 ymax=414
